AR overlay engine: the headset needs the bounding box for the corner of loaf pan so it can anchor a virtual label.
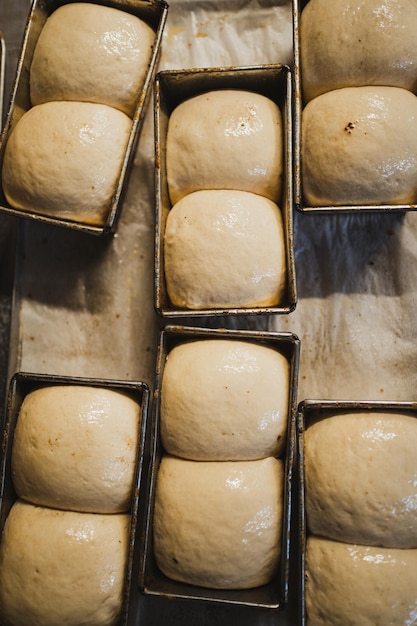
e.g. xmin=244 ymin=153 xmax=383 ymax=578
xmin=0 ymin=0 xmax=169 ymax=236
xmin=296 ymin=398 xmax=417 ymax=626
xmin=0 ymin=371 xmax=151 ymax=626
xmin=292 ymin=0 xmax=417 ymax=214
xmin=136 ymin=325 xmax=301 ymax=613
xmin=153 ymin=64 xmax=297 ymax=318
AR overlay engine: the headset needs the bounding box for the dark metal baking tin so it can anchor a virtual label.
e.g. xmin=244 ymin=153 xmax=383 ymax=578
xmin=137 ymin=324 xmax=301 ymax=614
xmin=0 ymin=0 xmax=169 ymax=236
xmin=296 ymin=398 xmax=417 ymax=626
xmin=293 ymin=0 xmax=417 ymax=214
xmin=0 ymin=371 xmax=151 ymax=626
xmin=154 ymin=64 xmax=297 ymax=317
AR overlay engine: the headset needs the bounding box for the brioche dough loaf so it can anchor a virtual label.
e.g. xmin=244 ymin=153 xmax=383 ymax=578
xmin=304 ymin=411 xmax=417 ymax=548
xmin=0 ymin=500 xmax=129 ymax=626
xmin=301 ymin=86 xmax=417 ymax=206
xmin=153 ymin=455 xmax=284 ymax=589
xmin=161 ymin=339 xmax=290 ymax=460
xmin=2 ymin=101 xmax=131 ymax=225
xmin=166 ymin=89 xmax=283 ymax=204
xmin=30 ymin=2 xmax=155 ymax=117
xmin=305 ymin=536 xmax=417 ymax=626
xmin=12 ymin=385 xmax=140 ymax=513
xmin=300 ymin=0 xmax=417 ymax=102
xmin=164 ymin=189 xmax=286 ymax=309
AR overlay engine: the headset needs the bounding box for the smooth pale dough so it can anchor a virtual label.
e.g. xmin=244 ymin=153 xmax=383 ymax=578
xmin=164 ymin=189 xmax=286 ymax=309
xmin=2 ymin=101 xmax=131 ymax=225
xmin=166 ymin=89 xmax=283 ymax=204
xmin=161 ymin=339 xmax=290 ymax=460
xmin=30 ymin=2 xmax=155 ymax=117
xmin=305 ymin=536 xmax=417 ymax=626
xmin=301 ymin=86 xmax=417 ymax=206
xmin=0 ymin=500 xmax=129 ymax=626
xmin=304 ymin=411 xmax=417 ymax=548
xmin=153 ymin=455 xmax=284 ymax=589
xmin=300 ymin=0 xmax=417 ymax=102
xmin=12 ymin=385 xmax=140 ymax=513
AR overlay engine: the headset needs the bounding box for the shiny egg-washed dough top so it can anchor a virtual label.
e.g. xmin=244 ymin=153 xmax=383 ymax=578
xmin=2 ymin=101 xmax=131 ymax=226
xmin=164 ymin=189 xmax=286 ymax=310
xmin=301 ymin=86 xmax=417 ymax=207
xmin=305 ymin=536 xmax=417 ymax=626
xmin=304 ymin=411 xmax=417 ymax=548
xmin=300 ymin=0 xmax=417 ymax=102
xmin=0 ymin=500 xmax=129 ymax=626
xmin=153 ymin=455 xmax=284 ymax=589
xmin=161 ymin=338 xmax=290 ymax=460
xmin=30 ymin=2 xmax=155 ymax=117
xmin=166 ymin=89 xmax=283 ymax=204
xmin=12 ymin=384 xmax=140 ymax=513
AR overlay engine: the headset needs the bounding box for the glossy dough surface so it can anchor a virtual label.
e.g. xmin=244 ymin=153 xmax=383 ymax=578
xmin=304 ymin=411 xmax=417 ymax=548
xmin=12 ymin=385 xmax=140 ymax=513
xmin=161 ymin=339 xmax=290 ymax=460
xmin=300 ymin=0 xmax=417 ymax=102
xmin=2 ymin=101 xmax=131 ymax=225
xmin=164 ymin=189 xmax=286 ymax=309
xmin=305 ymin=536 xmax=417 ymax=626
xmin=153 ymin=455 xmax=283 ymax=589
xmin=166 ymin=89 xmax=283 ymax=204
xmin=30 ymin=2 xmax=155 ymax=117
xmin=0 ymin=500 xmax=129 ymax=626
xmin=301 ymin=86 xmax=417 ymax=206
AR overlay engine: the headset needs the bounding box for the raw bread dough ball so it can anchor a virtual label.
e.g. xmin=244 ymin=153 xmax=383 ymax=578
xmin=12 ymin=385 xmax=140 ymax=513
xmin=0 ymin=500 xmax=129 ymax=626
xmin=2 ymin=101 xmax=131 ymax=226
xmin=304 ymin=411 xmax=417 ymax=548
xmin=300 ymin=0 xmax=417 ymax=102
xmin=305 ymin=536 xmax=417 ymax=626
xmin=30 ymin=2 xmax=155 ymax=117
xmin=161 ymin=339 xmax=290 ymax=460
xmin=164 ymin=189 xmax=286 ymax=309
xmin=153 ymin=455 xmax=284 ymax=589
xmin=166 ymin=89 xmax=283 ymax=204
xmin=301 ymin=86 xmax=417 ymax=206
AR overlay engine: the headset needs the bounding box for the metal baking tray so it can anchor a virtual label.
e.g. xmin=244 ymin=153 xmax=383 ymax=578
xmin=0 ymin=32 xmax=5 ymax=127
xmin=0 ymin=0 xmax=168 ymax=236
xmin=0 ymin=372 xmax=151 ymax=626
xmin=296 ymin=398 xmax=417 ymax=626
xmin=292 ymin=0 xmax=417 ymax=214
xmin=154 ymin=64 xmax=297 ymax=317
xmin=138 ymin=325 xmax=301 ymax=614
